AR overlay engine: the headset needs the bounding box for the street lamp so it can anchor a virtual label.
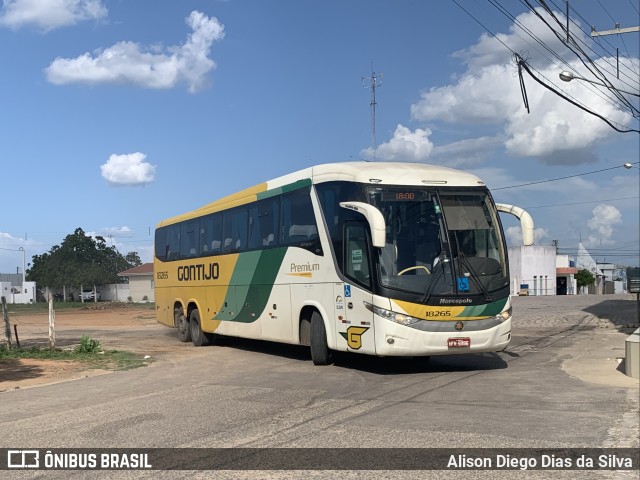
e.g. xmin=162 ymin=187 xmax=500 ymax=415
xmin=18 ymin=247 xmax=25 ymax=286
xmin=559 ymin=71 xmax=640 ymax=97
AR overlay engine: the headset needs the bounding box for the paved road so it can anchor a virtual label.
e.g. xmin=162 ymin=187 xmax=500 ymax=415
xmin=0 ymin=295 xmax=638 ymax=479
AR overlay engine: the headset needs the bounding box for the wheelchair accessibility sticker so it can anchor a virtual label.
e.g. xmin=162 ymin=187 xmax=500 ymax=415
xmin=457 ymin=277 xmax=470 ymax=292
xmin=344 ymin=284 xmax=351 ymax=297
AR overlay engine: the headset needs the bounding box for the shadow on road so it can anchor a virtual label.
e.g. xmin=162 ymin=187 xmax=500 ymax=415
xmin=582 ymin=297 xmax=639 ymax=332
xmin=203 ymin=335 xmax=508 ymax=374
xmin=0 ymin=358 xmax=44 ymax=384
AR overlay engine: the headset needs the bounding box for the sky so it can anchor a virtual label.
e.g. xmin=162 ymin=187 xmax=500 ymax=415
xmin=0 ymin=0 xmax=638 ymax=277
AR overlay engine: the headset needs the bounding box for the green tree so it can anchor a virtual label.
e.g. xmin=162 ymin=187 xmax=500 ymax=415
xmin=125 ymin=252 xmax=142 ymax=267
xmin=26 ymin=228 xmax=142 ymax=288
xmin=576 ymin=269 xmax=595 ymax=290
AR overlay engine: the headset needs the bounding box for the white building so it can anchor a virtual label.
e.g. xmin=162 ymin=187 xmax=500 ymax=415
xmin=118 ymin=263 xmax=154 ymax=303
xmin=0 ymin=281 xmax=37 ymax=304
xmin=555 ymin=254 xmax=578 ymax=295
xmin=508 ymin=246 xmax=557 ymax=296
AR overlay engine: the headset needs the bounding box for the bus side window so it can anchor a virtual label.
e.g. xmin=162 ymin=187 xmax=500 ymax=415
xmin=281 ymin=188 xmax=318 ymax=247
xmin=155 ymin=228 xmax=168 ymax=262
xmin=223 ymin=207 xmax=248 ymax=253
xmin=181 ymin=221 xmax=199 ymax=258
xmin=167 ymin=225 xmax=181 ymax=261
xmin=249 ymin=198 xmax=280 ymax=250
xmin=200 ymin=214 xmax=222 ymax=256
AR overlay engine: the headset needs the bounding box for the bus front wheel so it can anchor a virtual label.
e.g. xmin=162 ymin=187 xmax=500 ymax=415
xmin=190 ymin=310 xmax=210 ymax=347
xmin=175 ymin=307 xmax=191 ymax=343
xmin=310 ymin=311 xmax=332 ymax=366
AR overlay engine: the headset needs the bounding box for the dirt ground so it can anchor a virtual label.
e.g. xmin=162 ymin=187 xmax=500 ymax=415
xmin=0 ymin=303 xmax=192 ymax=392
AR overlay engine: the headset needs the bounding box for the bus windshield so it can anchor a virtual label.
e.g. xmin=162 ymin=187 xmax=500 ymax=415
xmin=367 ymin=187 xmax=508 ymax=298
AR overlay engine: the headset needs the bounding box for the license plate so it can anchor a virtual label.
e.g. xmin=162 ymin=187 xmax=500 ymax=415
xmin=448 ymin=337 xmax=470 ymax=348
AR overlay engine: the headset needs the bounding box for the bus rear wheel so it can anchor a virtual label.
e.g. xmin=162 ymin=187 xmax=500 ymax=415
xmin=310 ymin=311 xmax=332 ymax=365
xmin=190 ymin=310 xmax=210 ymax=347
xmin=175 ymin=307 xmax=191 ymax=343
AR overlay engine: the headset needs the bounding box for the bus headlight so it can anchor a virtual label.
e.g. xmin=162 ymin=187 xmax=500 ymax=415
xmin=495 ymin=306 xmax=512 ymax=323
xmin=363 ymin=301 xmax=421 ymax=327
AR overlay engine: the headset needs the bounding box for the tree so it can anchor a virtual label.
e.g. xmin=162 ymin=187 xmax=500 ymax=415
xmin=125 ymin=252 xmax=142 ymax=267
xmin=576 ymin=269 xmax=595 ymax=291
xmin=27 ymin=228 xmax=142 ymax=288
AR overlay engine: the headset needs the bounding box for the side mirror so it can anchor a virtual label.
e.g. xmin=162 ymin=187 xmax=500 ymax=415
xmin=495 ymin=203 xmax=535 ymax=246
xmin=339 ymin=202 xmax=386 ymax=248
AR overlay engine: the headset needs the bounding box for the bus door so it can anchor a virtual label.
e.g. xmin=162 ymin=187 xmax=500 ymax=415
xmin=335 ymin=222 xmax=376 ymax=355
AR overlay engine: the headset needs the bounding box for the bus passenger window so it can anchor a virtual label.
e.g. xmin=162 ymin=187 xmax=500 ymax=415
xmin=200 ymin=214 xmax=222 ymax=256
xmin=167 ymin=225 xmax=181 ymax=261
xmin=181 ymin=221 xmax=199 ymax=258
xmin=155 ymin=228 xmax=168 ymax=262
xmin=281 ymin=188 xmax=318 ymax=247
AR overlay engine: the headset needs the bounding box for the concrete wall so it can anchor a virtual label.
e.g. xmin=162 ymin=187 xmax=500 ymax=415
xmin=100 ymin=283 xmax=131 ymax=302
xmin=508 ymin=246 xmax=557 ymax=296
xmin=127 ymin=277 xmax=154 ymax=303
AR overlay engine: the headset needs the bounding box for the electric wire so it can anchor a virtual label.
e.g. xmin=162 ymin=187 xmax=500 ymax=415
xmin=559 ymin=0 xmax=640 ymax=84
xmin=528 ymin=0 xmax=640 ymax=116
xmin=522 ymin=196 xmax=640 ymax=209
xmin=455 ymin=0 xmax=636 ymax=129
xmin=493 ymin=161 xmax=640 ymax=190
xmin=487 ymin=0 xmax=633 ymax=115
xmin=516 ymin=57 xmax=639 ymax=132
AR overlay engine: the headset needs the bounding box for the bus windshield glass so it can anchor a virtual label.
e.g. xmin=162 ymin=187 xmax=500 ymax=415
xmin=367 ymin=187 xmax=508 ymax=298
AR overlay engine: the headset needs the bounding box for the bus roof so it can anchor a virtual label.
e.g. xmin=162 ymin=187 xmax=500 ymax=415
xmin=157 ymin=162 xmax=486 ymax=227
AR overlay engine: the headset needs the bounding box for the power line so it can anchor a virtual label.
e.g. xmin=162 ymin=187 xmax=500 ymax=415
xmin=493 ymin=161 xmax=640 ymax=190
xmin=516 ymin=56 xmax=640 ymax=133
xmin=526 ymin=1 xmax=640 ymax=117
xmin=522 ymin=195 xmax=639 ymax=209
xmin=464 ymin=1 xmax=639 ymax=123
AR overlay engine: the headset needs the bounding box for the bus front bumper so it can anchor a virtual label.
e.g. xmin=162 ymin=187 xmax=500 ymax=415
xmin=374 ymin=318 xmax=512 ymax=356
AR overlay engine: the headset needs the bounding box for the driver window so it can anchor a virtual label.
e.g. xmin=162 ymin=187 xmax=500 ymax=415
xmin=344 ymin=223 xmax=371 ymax=289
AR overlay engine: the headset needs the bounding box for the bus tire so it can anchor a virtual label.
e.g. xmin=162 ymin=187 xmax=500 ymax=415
xmin=190 ymin=309 xmax=209 ymax=347
xmin=310 ymin=311 xmax=332 ymax=365
xmin=175 ymin=307 xmax=191 ymax=343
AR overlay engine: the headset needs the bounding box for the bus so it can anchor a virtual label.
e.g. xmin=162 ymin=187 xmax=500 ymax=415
xmin=154 ymin=162 xmax=534 ymax=365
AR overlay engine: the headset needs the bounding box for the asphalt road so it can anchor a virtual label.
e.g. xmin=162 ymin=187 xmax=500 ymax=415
xmin=0 ymin=294 xmax=638 ymax=479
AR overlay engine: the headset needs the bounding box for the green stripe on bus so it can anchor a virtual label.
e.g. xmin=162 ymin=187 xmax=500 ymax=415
xmin=213 ymin=247 xmax=288 ymax=323
xmin=459 ymin=297 xmax=508 ymax=318
xmin=256 ymin=178 xmax=312 ymax=200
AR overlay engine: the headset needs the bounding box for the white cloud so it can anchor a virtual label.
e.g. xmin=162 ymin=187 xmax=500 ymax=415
xmin=102 ymin=226 xmax=133 ymax=236
xmin=585 ymin=204 xmax=622 ymax=246
xmin=45 ymin=10 xmax=225 ymax=93
xmin=361 ymin=124 xmax=434 ymax=161
xmin=0 ymin=0 xmax=107 ymax=31
xmin=506 ymin=226 xmax=549 ymax=246
xmin=407 ymin=7 xmax=638 ymax=164
xmin=101 ymin=152 xmax=156 ymax=186
xmin=430 ymin=136 xmax=502 ymax=168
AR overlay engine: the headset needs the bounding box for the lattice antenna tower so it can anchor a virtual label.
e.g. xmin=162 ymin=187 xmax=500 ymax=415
xmin=362 ymin=64 xmax=383 ymax=161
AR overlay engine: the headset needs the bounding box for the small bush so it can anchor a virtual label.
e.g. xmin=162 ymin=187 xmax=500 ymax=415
xmin=75 ymin=335 xmax=101 ymax=354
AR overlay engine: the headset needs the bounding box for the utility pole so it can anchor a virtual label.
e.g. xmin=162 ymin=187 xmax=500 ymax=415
xmin=591 ymin=23 xmax=640 ymax=78
xmin=362 ymin=64 xmax=383 ymax=161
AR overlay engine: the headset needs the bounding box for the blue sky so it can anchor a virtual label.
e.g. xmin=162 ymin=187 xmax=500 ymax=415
xmin=0 ymin=0 xmax=638 ymax=276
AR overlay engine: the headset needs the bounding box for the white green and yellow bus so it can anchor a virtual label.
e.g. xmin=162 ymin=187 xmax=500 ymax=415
xmin=154 ymin=162 xmax=534 ymax=365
